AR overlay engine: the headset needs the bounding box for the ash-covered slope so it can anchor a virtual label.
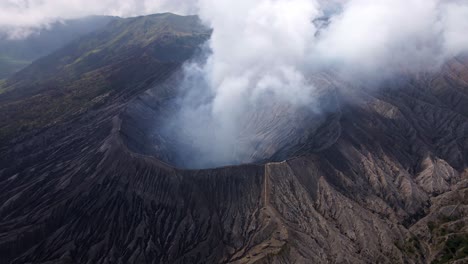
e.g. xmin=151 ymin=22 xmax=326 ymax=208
xmin=0 ymin=13 xmax=468 ymax=264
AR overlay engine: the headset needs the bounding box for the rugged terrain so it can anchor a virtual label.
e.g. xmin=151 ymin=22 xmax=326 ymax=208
xmin=0 ymin=13 xmax=467 ymax=264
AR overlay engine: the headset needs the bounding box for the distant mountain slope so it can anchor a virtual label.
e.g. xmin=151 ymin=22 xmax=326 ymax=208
xmin=0 ymin=16 xmax=117 ymax=79
xmin=0 ymin=13 xmax=209 ymax=142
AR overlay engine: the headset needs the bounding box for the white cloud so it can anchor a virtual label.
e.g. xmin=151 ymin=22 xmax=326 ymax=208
xmin=313 ymin=0 xmax=468 ymax=73
xmin=441 ymin=2 xmax=468 ymax=57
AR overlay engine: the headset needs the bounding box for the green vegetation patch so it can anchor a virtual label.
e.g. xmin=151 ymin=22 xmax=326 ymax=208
xmin=0 ymin=55 xmax=31 ymax=79
xmin=433 ymin=234 xmax=468 ymax=264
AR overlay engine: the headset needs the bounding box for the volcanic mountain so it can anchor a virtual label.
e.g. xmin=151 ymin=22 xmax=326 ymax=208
xmin=0 ymin=13 xmax=467 ymax=264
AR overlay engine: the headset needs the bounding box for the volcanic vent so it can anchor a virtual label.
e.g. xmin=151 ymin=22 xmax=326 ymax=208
xmin=120 ymin=77 xmax=341 ymax=169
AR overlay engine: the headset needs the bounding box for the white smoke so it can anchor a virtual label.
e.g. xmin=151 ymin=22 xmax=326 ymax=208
xmin=163 ymin=0 xmax=323 ymax=168
xmin=162 ymin=0 xmax=468 ymax=168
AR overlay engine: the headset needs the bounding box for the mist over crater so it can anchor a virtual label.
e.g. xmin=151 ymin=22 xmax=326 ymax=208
xmin=121 ymin=74 xmax=340 ymax=169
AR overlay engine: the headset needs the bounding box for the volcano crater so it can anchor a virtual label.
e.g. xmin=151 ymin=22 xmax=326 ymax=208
xmin=120 ymin=80 xmax=341 ymax=169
